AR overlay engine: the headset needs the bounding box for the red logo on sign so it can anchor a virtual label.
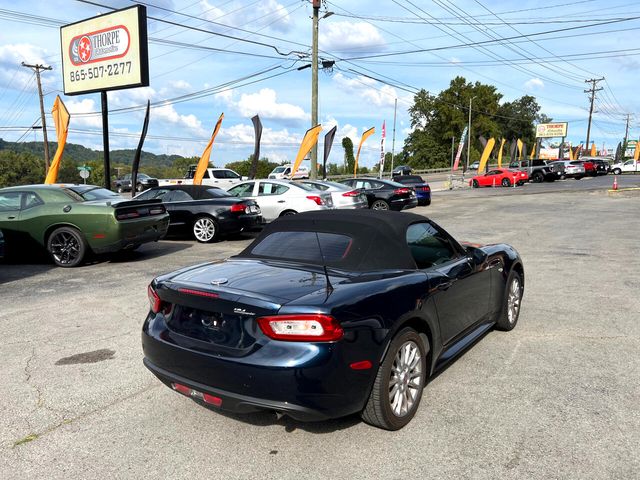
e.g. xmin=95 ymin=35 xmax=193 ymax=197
xmin=78 ymin=36 xmax=92 ymax=63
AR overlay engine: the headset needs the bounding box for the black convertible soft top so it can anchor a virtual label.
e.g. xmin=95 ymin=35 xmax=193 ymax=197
xmin=236 ymin=210 xmax=432 ymax=271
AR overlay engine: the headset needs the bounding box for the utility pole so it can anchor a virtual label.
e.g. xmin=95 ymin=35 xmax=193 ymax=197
xmin=21 ymin=62 xmax=52 ymax=171
xmin=623 ymin=113 xmax=630 ymax=154
xmin=467 ymin=96 xmax=477 ymax=171
xmin=390 ymin=98 xmax=397 ymax=174
xmin=584 ymin=77 xmax=604 ymax=150
xmin=310 ymin=0 xmax=320 ymax=180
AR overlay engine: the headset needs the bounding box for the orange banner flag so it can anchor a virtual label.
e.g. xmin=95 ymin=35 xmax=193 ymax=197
xmin=354 ymin=127 xmax=375 ymax=176
xmin=477 ymin=138 xmax=496 ymax=173
xmin=193 ymin=113 xmax=224 ymax=185
xmin=516 ymin=139 xmax=523 ymax=160
xmin=44 ymin=96 xmax=70 ymax=184
xmin=497 ymin=138 xmax=506 ymax=168
xmin=590 ymin=142 xmax=596 ymax=156
xmin=291 ymin=124 xmax=322 ymax=178
xmin=635 ymin=141 xmax=640 ymax=161
xmin=530 ymin=143 xmax=536 ymax=159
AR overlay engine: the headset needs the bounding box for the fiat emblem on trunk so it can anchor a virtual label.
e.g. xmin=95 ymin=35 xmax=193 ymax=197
xmin=210 ymin=278 xmax=228 ymax=285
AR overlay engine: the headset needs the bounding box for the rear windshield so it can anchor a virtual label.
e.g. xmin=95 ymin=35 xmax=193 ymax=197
xmin=65 ymin=187 xmax=121 ymax=201
xmin=396 ymin=175 xmax=424 ymax=184
xmin=250 ymin=231 xmax=352 ymax=263
xmin=206 ymin=188 xmax=232 ymax=198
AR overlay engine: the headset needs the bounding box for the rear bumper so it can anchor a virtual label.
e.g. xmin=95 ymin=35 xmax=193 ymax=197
xmin=218 ymin=214 xmax=263 ymax=234
xmin=141 ymin=314 xmax=380 ymax=421
xmin=392 ymin=197 xmax=418 ymax=210
xmin=91 ymin=215 xmax=169 ymax=253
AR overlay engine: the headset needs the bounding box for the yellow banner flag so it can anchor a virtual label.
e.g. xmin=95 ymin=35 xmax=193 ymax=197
xmin=530 ymin=143 xmax=536 ymax=159
xmin=354 ymin=127 xmax=375 ymax=176
xmin=569 ymin=145 xmax=574 ymax=161
xmin=517 ymin=139 xmax=523 ymax=160
xmin=477 ymin=138 xmax=495 ymax=173
xmin=497 ymin=138 xmax=506 ymax=168
xmin=44 ymin=96 xmax=70 ymax=185
xmin=291 ymin=124 xmax=322 ymax=178
xmin=635 ymin=141 xmax=640 ymax=161
xmin=590 ymin=142 xmax=596 ymax=156
xmin=193 ymin=113 xmax=224 ymax=185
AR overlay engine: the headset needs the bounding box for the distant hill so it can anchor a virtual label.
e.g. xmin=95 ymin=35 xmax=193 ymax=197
xmin=0 ymin=138 xmax=186 ymax=166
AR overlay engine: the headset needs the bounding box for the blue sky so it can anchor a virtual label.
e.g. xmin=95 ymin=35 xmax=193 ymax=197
xmin=0 ymin=0 xmax=638 ymax=168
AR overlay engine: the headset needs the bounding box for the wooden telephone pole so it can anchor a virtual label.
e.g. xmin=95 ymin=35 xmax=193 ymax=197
xmin=21 ymin=62 xmax=52 ymax=171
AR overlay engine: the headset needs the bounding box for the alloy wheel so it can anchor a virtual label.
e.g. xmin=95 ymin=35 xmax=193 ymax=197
xmin=193 ymin=217 xmax=216 ymax=242
xmin=50 ymin=231 xmax=81 ymax=266
xmin=507 ymin=277 xmax=522 ymax=324
xmin=372 ymin=200 xmax=389 ymax=210
xmin=388 ymin=341 xmax=423 ymax=417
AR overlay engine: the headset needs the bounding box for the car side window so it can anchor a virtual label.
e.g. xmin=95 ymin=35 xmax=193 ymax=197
xmin=164 ymin=190 xmax=193 ymax=202
xmin=486 ymin=170 xmax=499 ymax=176
xmin=211 ymin=171 xmax=225 ymax=179
xmin=0 ymin=192 xmax=22 ymax=212
xmin=23 ymin=192 xmax=43 ymax=209
xmin=406 ymin=222 xmax=457 ymax=269
xmin=258 ymin=182 xmax=289 ymax=196
xmin=228 ymin=183 xmax=254 ymax=197
xmin=224 ymin=170 xmax=240 ymax=179
xmin=368 ymin=181 xmax=383 ymax=189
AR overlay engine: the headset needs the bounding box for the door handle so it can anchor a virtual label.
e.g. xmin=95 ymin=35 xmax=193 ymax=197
xmin=277 ymin=200 xmax=286 ymax=203
xmin=7 ymin=216 xmax=16 ymax=220
xmin=437 ymin=280 xmax=455 ymax=290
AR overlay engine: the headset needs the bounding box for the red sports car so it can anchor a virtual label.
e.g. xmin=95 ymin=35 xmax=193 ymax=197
xmin=470 ymin=168 xmax=529 ymax=188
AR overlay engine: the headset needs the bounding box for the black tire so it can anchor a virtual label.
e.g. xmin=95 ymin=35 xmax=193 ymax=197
xmin=575 ymin=176 xmax=583 ymax=180
xmin=192 ymin=216 xmax=218 ymax=243
xmin=47 ymin=226 xmax=87 ymax=268
xmin=531 ymin=172 xmax=544 ymax=183
xmin=501 ymin=178 xmax=511 ymax=187
xmin=279 ymin=210 xmax=297 ymax=217
xmin=371 ymin=199 xmax=389 ymax=210
xmin=612 ymin=168 xmax=621 ymax=175
xmin=495 ymin=270 xmax=524 ymax=331
xmin=361 ymin=328 xmax=428 ymax=430
xmin=472 ymin=180 xmax=479 ymax=188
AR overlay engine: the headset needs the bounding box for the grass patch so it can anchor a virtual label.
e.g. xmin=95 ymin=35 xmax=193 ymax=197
xmin=13 ymin=433 xmax=38 ymax=447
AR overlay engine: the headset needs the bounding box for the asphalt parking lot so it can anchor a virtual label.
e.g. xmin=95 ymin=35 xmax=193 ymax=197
xmin=1 ymin=180 xmax=639 ymax=479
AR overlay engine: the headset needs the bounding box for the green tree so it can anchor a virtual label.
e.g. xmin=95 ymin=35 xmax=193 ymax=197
xmin=496 ymin=95 xmax=548 ymax=148
xmin=225 ymin=156 xmax=279 ymax=179
xmin=0 ymin=151 xmax=44 ymax=187
xmin=342 ymin=137 xmax=355 ymax=175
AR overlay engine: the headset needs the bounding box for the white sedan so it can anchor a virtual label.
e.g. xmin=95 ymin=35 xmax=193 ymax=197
xmin=226 ymin=179 xmax=334 ymax=222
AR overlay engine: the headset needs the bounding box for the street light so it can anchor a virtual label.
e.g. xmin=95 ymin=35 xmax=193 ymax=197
xmin=467 ymin=95 xmax=477 ymax=172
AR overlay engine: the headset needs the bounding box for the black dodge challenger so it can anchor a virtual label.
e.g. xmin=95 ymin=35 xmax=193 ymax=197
xmin=142 ymin=210 xmax=524 ymax=430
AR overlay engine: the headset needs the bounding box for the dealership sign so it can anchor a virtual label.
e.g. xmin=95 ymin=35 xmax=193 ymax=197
xmin=60 ymin=5 xmax=149 ymax=95
xmin=535 ymin=122 xmax=568 ymax=138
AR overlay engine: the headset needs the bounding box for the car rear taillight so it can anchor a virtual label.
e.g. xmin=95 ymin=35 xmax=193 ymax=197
xmin=177 ymin=287 xmax=219 ymax=299
xmin=306 ymin=195 xmax=325 ymax=205
xmin=148 ymin=284 xmax=171 ymax=314
xmin=394 ymin=187 xmax=411 ymax=195
xmin=342 ymin=190 xmax=360 ymax=197
xmin=257 ymin=314 xmax=343 ymax=342
xmin=230 ymin=204 xmax=247 ymax=213
xmin=149 ymin=206 xmax=166 ymax=215
xmin=420 ymin=186 xmax=430 ymax=191
xmin=171 ymin=383 xmax=222 ymax=407
xmin=116 ymin=211 xmax=140 ymax=220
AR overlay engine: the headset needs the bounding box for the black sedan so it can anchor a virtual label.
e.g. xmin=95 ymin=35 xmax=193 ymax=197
xmin=142 ymin=210 xmax=524 ymax=430
xmin=135 ymin=185 xmax=262 ymax=242
xmin=339 ymin=177 xmax=417 ymax=210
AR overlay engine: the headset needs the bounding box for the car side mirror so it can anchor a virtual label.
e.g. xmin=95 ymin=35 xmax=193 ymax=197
xmin=241 ymin=176 xmax=249 ymax=181
xmin=467 ymin=246 xmax=487 ymax=265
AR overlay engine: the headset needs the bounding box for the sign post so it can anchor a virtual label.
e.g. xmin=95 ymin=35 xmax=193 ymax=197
xmin=60 ymin=5 xmax=149 ymax=189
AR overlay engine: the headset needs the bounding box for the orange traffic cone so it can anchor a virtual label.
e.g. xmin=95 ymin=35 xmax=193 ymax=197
xmin=613 ymin=175 xmax=618 ymax=190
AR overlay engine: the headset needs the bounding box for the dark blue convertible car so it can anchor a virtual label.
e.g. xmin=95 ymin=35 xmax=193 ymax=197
xmin=142 ymin=210 xmax=524 ymax=430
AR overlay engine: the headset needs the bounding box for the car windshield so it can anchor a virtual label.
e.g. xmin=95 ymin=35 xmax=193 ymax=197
xmin=66 ymin=187 xmax=121 ymax=201
xmin=272 ymin=167 xmax=287 ymax=173
xmin=138 ymin=174 xmax=150 ymax=179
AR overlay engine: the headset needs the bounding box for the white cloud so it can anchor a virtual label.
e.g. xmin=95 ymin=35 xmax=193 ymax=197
xmin=332 ymin=73 xmax=398 ymax=108
xmin=66 ymin=98 xmax=102 ymax=128
xmin=0 ymin=43 xmax=55 ymax=90
xmin=154 ymin=103 xmax=204 ymax=133
xmin=217 ymin=88 xmax=308 ymax=125
xmin=200 ymin=0 xmax=293 ymax=33
xmin=524 ymin=78 xmax=545 ymax=90
xmin=320 ymin=22 xmax=386 ymax=52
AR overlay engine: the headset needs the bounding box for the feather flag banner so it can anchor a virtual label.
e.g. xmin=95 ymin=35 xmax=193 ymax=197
xmin=477 ymin=138 xmax=495 ymax=173
xmin=44 ymin=96 xmax=70 ymax=184
xmin=193 ymin=113 xmax=224 ymax=185
xmin=291 ymin=124 xmax=322 ymax=178
xmin=354 ymin=127 xmax=375 ymax=176
xmin=497 ymin=138 xmax=506 ymax=168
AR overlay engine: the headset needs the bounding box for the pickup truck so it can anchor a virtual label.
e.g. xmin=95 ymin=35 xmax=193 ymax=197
xmin=158 ymin=167 xmax=247 ymax=188
xmin=610 ymin=159 xmax=639 ymax=175
xmin=508 ymin=159 xmax=557 ymax=183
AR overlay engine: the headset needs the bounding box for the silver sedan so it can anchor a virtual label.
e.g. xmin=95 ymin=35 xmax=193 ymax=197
xmin=296 ymin=180 xmax=368 ymax=209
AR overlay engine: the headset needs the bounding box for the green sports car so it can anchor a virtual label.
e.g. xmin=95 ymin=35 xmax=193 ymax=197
xmin=0 ymin=184 xmax=170 ymax=267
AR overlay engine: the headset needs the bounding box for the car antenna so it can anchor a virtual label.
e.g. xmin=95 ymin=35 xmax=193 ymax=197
xmin=313 ymin=230 xmax=333 ymax=295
